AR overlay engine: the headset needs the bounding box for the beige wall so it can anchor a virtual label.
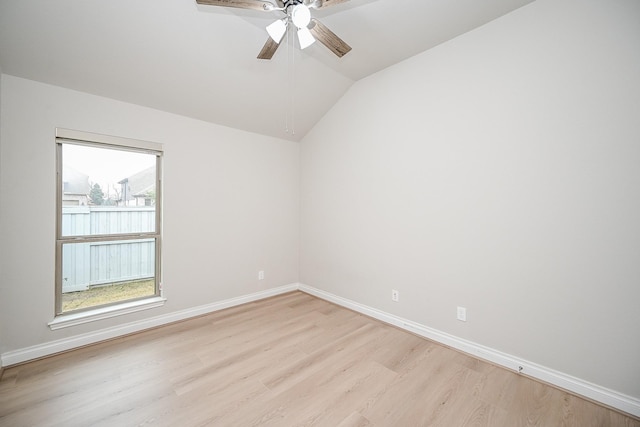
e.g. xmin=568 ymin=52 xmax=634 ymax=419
xmin=0 ymin=75 xmax=300 ymax=353
xmin=300 ymin=0 xmax=640 ymax=399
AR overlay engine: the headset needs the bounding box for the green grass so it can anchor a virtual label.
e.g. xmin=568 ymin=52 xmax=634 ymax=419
xmin=62 ymin=279 xmax=156 ymax=312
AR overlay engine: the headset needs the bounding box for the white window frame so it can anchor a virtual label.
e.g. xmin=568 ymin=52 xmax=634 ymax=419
xmin=50 ymin=128 xmax=165 ymax=330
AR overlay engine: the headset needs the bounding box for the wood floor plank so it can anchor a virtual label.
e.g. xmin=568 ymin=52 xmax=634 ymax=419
xmin=473 ymin=364 xmax=521 ymax=411
xmin=258 ymin=323 xmax=386 ymax=394
xmin=337 ymin=412 xmax=372 ymax=427
xmin=1 ymin=291 xmax=638 ymax=427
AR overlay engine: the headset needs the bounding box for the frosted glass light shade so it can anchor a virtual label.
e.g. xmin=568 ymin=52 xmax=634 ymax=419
xmin=291 ymin=4 xmax=311 ymax=29
xmin=297 ymin=26 xmax=315 ymax=49
xmin=266 ymin=19 xmax=287 ymax=43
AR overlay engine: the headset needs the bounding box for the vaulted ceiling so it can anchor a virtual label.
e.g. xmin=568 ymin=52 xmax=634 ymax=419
xmin=0 ymin=0 xmax=534 ymax=141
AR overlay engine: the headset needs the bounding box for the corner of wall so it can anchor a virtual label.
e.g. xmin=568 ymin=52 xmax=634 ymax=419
xmin=0 ymin=67 xmax=5 ymax=366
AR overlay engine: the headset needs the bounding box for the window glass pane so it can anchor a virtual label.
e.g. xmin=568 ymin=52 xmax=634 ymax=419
xmin=61 ymin=144 xmax=157 ymax=237
xmin=61 ymin=239 xmax=156 ymax=313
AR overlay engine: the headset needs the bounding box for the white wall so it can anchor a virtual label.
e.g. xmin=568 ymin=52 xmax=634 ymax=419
xmin=0 ymin=69 xmax=4 ymax=369
xmin=300 ymin=0 xmax=640 ymax=400
xmin=0 ymin=75 xmax=299 ymax=353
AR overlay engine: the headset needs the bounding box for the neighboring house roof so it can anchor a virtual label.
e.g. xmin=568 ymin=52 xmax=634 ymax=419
xmin=63 ymin=166 xmax=91 ymax=195
xmin=119 ymin=166 xmax=155 ymax=199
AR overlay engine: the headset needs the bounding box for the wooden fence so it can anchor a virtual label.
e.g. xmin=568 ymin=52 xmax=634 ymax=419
xmin=61 ymin=207 xmax=155 ymax=293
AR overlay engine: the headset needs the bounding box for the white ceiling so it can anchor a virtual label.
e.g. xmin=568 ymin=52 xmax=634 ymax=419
xmin=0 ymin=0 xmax=534 ymax=141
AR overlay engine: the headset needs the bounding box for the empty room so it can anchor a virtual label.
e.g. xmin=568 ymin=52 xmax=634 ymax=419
xmin=0 ymin=0 xmax=639 ymax=425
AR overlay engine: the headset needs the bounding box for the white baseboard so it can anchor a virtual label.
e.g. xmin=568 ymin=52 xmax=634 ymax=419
xmin=298 ymin=284 xmax=640 ymax=419
xmin=0 ymin=283 xmax=298 ymax=367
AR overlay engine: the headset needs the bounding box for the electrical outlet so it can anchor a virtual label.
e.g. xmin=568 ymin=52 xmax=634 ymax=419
xmin=391 ymin=289 xmax=399 ymax=302
xmin=258 ymin=270 xmax=264 ymax=280
xmin=457 ymin=306 xmax=467 ymax=322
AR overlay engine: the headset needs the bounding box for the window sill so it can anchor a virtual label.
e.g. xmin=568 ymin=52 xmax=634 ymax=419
xmin=48 ymin=297 xmax=167 ymax=330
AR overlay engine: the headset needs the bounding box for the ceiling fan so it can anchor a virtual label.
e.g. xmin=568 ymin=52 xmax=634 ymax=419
xmin=196 ymin=0 xmax=353 ymax=60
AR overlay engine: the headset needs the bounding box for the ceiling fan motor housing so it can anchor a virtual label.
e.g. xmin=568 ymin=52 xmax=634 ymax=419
xmin=283 ymin=0 xmax=305 ymax=7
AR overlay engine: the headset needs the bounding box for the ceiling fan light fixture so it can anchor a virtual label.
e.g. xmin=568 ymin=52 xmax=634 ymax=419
xmin=266 ymin=19 xmax=287 ymax=43
xmin=297 ymin=26 xmax=315 ymax=49
xmin=291 ymin=4 xmax=311 ymax=28
xmin=197 ymin=0 xmax=352 ymax=60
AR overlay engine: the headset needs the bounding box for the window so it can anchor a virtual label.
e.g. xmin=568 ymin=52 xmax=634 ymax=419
xmin=54 ymin=129 xmax=163 ymax=322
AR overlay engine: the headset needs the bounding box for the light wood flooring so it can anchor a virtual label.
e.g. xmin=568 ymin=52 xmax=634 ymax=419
xmin=1 ymin=291 xmax=638 ymax=426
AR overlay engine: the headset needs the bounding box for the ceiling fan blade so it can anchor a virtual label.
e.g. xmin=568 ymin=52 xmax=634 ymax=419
xmin=196 ymin=0 xmax=277 ymax=11
xmin=309 ymin=19 xmax=351 ymax=57
xmin=317 ymin=0 xmax=350 ymax=8
xmin=257 ymin=37 xmax=280 ymax=60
